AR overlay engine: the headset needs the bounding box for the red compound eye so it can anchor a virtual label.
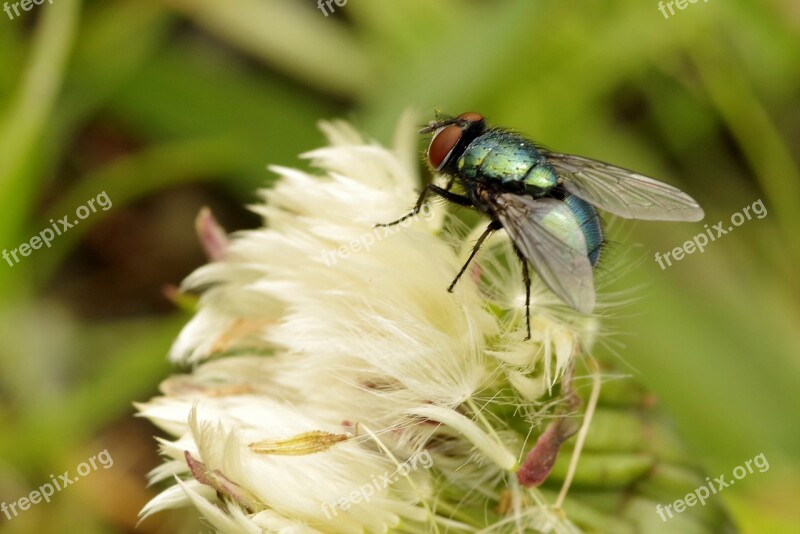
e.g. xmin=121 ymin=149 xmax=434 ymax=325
xmin=427 ymin=124 xmax=462 ymax=170
xmin=457 ymin=111 xmax=484 ymax=123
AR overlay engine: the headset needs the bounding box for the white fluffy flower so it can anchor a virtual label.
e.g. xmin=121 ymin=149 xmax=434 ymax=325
xmin=137 ymin=111 xmax=600 ymax=533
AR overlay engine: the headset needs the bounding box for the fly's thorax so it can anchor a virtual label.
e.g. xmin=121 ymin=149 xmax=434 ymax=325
xmin=456 ymin=130 xmax=556 ymax=192
xmin=456 ymin=132 xmax=502 ymax=179
xmin=522 ymin=164 xmax=558 ymax=196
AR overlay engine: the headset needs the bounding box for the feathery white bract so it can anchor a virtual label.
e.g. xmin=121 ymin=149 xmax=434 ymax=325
xmin=137 ymin=111 xmax=598 ymax=533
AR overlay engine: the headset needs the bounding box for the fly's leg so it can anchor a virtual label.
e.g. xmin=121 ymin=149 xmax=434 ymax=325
xmin=520 ymin=259 xmax=532 ymax=341
xmin=375 ymin=183 xmax=472 ymax=227
xmin=511 ymin=245 xmax=532 ymax=340
xmin=448 ymin=220 xmax=502 ymax=292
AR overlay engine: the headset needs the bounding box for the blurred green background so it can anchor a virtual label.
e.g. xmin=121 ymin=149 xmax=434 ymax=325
xmin=0 ymin=0 xmax=797 ymax=532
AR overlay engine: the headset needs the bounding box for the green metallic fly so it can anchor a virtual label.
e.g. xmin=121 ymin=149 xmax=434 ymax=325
xmin=378 ymin=112 xmax=704 ymax=338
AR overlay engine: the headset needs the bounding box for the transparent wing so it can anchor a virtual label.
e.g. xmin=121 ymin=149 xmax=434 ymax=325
xmin=492 ymin=194 xmax=595 ymax=313
xmin=545 ymin=152 xmax=704 ymax=221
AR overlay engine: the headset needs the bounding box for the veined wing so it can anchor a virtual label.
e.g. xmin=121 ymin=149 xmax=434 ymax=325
xmin=492 ymin=194 xmax=595 ymax=313
xmin=545 ymin=152 xmax=704 ymax=221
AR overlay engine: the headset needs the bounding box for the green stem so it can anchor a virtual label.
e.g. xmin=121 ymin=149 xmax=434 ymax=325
xmin=0 ymin=0 xmax=82 ymax=299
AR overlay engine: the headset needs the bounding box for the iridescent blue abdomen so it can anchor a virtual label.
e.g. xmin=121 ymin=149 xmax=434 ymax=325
xmin=563 ymin=195 xmax=603 ymax=266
